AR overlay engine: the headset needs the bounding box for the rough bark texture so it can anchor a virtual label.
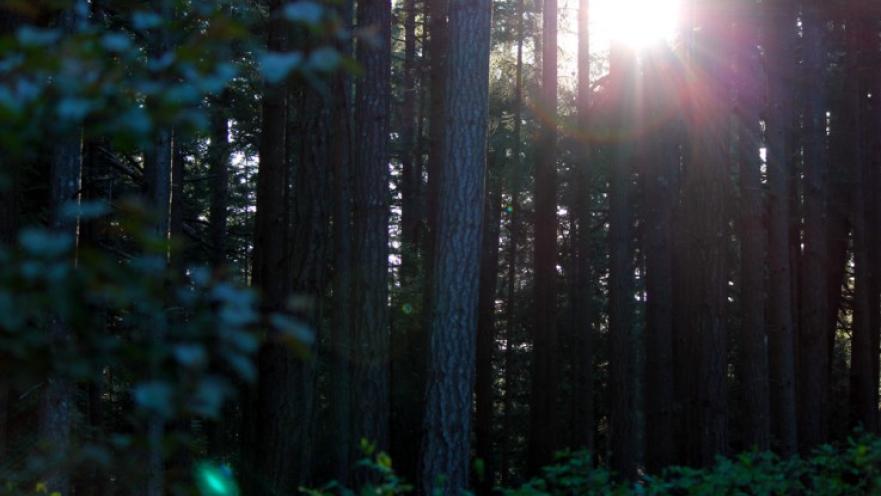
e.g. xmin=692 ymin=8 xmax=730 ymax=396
xmin=420 ymin=0 xmax=491 ymax=488
xmin=763 ymin=0 xmax=798 ymax=456
xmin=734 ymin=8 xmax=770 ymax=451
xmin=571 ymin=0 xmax=594 ymax=453
xmin=527 ymin=0 xmax=560 ymax=472
xmin=353 ymin=0 xmax=391 ymax=461
xmin=798 ymin=2 xmax=831 ymax=451
xmin=475 ymin=153 xmax=502 ymax=493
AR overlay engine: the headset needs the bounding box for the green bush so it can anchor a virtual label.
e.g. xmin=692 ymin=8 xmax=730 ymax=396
xmin=304 ymin=432 xmax=881 ymax=496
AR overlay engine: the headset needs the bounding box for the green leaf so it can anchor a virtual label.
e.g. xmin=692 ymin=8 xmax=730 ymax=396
xmin=283 ymin=1 xmax=324 ymax=25
xmin=259 ymin=51 xmax=303 ymax=84
xmin=133 ymin=381 xmax=174 ymax=418
xmin=19 ymin=229 xmax=73 ymax=258
xmin=16 ymin=27 xmax=60 ymax=46
xmin=307 ymin=47 xmax=341 ymax=73
xmin=132 ymin=11 xmax=163 ymax=30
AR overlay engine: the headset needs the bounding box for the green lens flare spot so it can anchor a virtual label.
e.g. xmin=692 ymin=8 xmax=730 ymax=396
xmin=195 ymin=461 xmax=240 ymax=496
xmin=402 ymin=303 xmax=414 ymax=315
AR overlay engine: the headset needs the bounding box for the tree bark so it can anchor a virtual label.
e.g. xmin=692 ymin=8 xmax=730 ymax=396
xmin=329 ymin=13 xmax=355 ymax=480
xmin=246 ymin=1 xmax=295 ymax=493
xmin=608 ymin=45 xmax=642 ymax=478
xmin=680 ymin=4 xmax=730 ymax=464
xmin=763 ymin=0 xmax=798 ymax=456
xmin=847 ymin=8 xmax=877 ymax=432
xmin=734 ymin=5 xmax=770 ymax=451
xmin=571 ymin=0 xmax=594 ymax=454
xmin=352 ymin=0 xmax=392 ymax=462
xmin=420 ymin=0 xmax=491 ymax=487
xmin=642 ymin=46 xmax=680 ymax=471
xmin=798 ymin=2 xmax=831 ymax=451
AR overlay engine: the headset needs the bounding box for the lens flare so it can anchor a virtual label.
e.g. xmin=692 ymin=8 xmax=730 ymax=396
xmin=604 ymin=0 xmax=682 ymax=48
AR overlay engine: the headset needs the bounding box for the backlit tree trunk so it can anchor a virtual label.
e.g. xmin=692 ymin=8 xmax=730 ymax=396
xmin=420 ymin=0 xmax=491 ymax=488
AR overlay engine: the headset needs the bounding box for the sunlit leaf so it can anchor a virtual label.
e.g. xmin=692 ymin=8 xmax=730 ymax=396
xmin=259 ymin=51 xmax=303 ymax=84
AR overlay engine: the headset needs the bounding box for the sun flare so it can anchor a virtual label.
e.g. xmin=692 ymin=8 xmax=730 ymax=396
xmin=600 ymin=0 xmax=682 ymax=49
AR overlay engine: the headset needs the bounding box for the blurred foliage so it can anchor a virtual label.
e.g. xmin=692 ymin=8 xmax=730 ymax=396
xmin=299 ymin=432 xmax=881 ymax=495
xmin=0 ymin=200 xmax=263 ymax=494
xmin=0 ymin=0 xmax=348 ymax=159
xmin=0 ymin=0 xmax=345 ymax=491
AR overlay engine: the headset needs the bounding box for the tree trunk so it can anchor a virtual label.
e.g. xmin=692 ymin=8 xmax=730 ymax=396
xmin=763 ymin=0 xmax=798 ymax=456
xmin=642 ymin=46 xmax=680 ymax=471
xmin=608 ymin=45 xmax=642 ymax=478
xmin=247 ymin=1 xmax=295 ymax=492
xmin=329 ymin=16 xmax=355 ymax=480
xmin=475 ymin=151 xmax=502 ymax=493
xmin=681 ymin=5 xmax=730 ymax=465
xmin=571 ymin=0 xmax=594 ymax=454
xmin=528 ymin=0 xmax=560 ymax=471
xmin=847 ymin=9 xmax=877 ymax=432
xmin=734 ymin=7 xmax=770 ymax=450
xmin=798 ymin=2 xmax=831 ymax=451
xmin=352 ymin=0 xmax=392 ymax=462
xmin=420 ymin=0 xmax=491 ymax=487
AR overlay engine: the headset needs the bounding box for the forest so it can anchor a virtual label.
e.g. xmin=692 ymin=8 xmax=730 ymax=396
xmin=3 ymin=0 xmax=881 ymax=494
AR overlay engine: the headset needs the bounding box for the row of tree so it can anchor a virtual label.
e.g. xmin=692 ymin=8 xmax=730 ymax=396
xmin=3 ymin=0 xmax=881 ymax=494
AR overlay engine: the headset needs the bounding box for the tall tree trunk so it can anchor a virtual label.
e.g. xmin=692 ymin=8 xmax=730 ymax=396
xmin=734 ymin=5 xmax=770 ymax=451
xmin=247 ymin=1 xmax=294 ymax=493
xmin=288 ymin=76 xmax=334 ymax=483
xmin=681 ymin=3 xmax=729 ymax=465
xmin=763 ymin=0 xmax=798 ymax=456
xmin=798 ymin=1 xmax=831 ymax=450
xmin=528 ymin=0 xmax=560 ymax=471
xmin=329 ymin=8 xmax=355 ymax=479
xmin=571 ymin=0 xmax=594 ymax=453
xmin=608 ymin=45 xmax=642 ymax=478
xmin=420 ymin=0 xmax=491 ymax=487
xmin=642 ymin=46 xmax=680 ymax=471
xmin=475 ymin=151 xmax=502 ymax=493
xmin=847 ymin=8 xmax=877 ymax=432
xmin=352 ymin=0 xmax=391 ymax=461
xmin=417 ymin=6 xmax=449 ymax=481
